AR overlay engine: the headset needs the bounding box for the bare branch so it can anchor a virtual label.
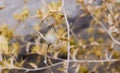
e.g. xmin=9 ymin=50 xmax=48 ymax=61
xmin=47 ymin=56 xmax=120 ymax=63
xmin=70 ymin=59 xmax=120 ymax=63
xmin=61 ymin=0 xmax=71 ymax=73
xmin=83 ymin=2 xmax=120 ymax=45
xmin=1 ymin=61 xmax=64 ymax=72
xmin=35 ymin=30 xmax=46 ymax=41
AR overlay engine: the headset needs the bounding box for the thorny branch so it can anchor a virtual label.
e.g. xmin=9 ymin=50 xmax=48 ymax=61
xmin=62 ymin=0 xmax=71 ymax=73
xmin=1 ymin=0 xmax=120 ymax=73
xmin=83 ymin=1 xmax=120 ymax=46
xmin=103 ymin=0 xmax=118 ymax=26
xmin=1 ymin=57 xmax=120 ymax=72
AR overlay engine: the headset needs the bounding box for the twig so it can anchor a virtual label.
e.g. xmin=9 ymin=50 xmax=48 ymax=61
xmin=44 ymin=44 xmax=53 ymax=73
xmin=70 ymin=29 xmax=79 ymax=42
xmin=33 ymin=20 xmax=58 ymax=73
xmin=47 ymin=55 xmax=120 ymax=63
xmin=1 ymin=61 xmax=64 ymax=72
xmin=35 ymin=30 xmax=46 ymax=41
xmin=33 ymin=24 xmax=53 ymax=73
xmin=83 ymin=2 xmax=120 ymax=45
xmin=62 ymin=0 xmax=71 ymax=73
xmin=70 ymin=59 xmax=120 ymax=63
xmin=1 ymin=57 xmax=120 ymax=72
xmin=103 ymin=0 xmax=118 ymax=26
xmin=108 ymin=30 xmax=120 ymax=45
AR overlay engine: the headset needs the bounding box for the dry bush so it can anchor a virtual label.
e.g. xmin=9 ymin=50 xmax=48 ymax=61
xmin=0 ymin=0 xmax=120 ymax=73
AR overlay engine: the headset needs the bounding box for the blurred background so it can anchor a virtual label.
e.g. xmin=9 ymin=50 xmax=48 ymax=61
xmin=0 ymin=0 xmax=104 ymax=36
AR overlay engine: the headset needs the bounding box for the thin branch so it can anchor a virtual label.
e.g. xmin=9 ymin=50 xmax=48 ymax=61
xmin=62 ymin=0 xmax=70 ymax=73
xmin=103 ymin=0 xmax=118 ymax=26
xmin=70 ymin=59 xmax=120 ymax=63
xmin=44 ymin=44 xmax=53 ymax=73
xmin=47 ymin=55 xmax=120 ymax=63
xmin=2 ymin=61 xmax=64 ymax=72
xmin=1 ymin=56 xmax=120 ymax=72
xmin=35 ymin=30 xmax=46 ymax=41
xmin=83 ymin=2 xmax=120 ymax=45
xmin=70 ymin=28 xmax=79 ymax=42
xmin=108 ymin=30 xmax=120 ymax=45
